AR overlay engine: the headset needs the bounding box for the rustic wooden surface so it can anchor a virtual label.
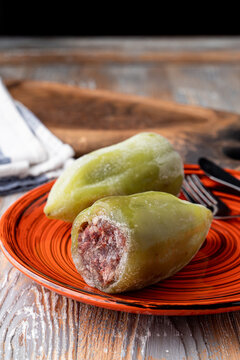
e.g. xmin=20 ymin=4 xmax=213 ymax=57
xmin=6 ymin=80 xmax=240 ymax=168
xmin=1 ymin=38 xmax=240 ymax=360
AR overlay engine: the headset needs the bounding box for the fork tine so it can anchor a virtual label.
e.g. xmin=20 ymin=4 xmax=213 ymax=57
xmin=183 ymin=178 xmax=210 ymax=207
xmin=181 ymin=184 xmax=198 ymax=204
xmin=183 ymin=175 xmax=240 ymax=220
xmin=190 ymin=174 xmax=218 ymax=205
xmin=187 ymin=176 xmax=214 ymax=207
xmin=189 ymin=175 xmax=220 ymax=216
xmin=184 ymin=175 xmax=218 ymax=215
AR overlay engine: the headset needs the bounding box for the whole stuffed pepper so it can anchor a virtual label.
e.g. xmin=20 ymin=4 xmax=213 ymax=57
xmin=71 ymin=192 xmax=212 ymax=294
xmin=44 ymin=132 xmax=183 ymax=222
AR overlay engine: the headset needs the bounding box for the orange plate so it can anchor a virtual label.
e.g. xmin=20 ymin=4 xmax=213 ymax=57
xmin=0 ymin=165 xmax=240 ymax=316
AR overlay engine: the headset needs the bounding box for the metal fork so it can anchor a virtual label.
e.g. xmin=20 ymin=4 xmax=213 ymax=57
xmin=182 ymin=174 xmax=240 ymax=220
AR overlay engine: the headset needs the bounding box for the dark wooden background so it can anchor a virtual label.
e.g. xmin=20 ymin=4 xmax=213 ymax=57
xmin=0 ymin=38 xmax=240 ymax=360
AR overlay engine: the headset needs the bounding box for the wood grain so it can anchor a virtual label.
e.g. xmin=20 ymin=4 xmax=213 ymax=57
xmin=6 ymin=80 xmax=240 ymax=168
xmin=1 ymin=38 xmax=240 ymax=360
xmin=2 ymin=38 xmax=240 ymax=65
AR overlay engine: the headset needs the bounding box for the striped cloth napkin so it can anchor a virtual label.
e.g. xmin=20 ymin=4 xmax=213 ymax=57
xmin=0 ymin=79 xmax=75 ymax=195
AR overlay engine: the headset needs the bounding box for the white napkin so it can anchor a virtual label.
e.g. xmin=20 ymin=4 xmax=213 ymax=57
xmin=0 ymin=79 xmax=75 ymax=195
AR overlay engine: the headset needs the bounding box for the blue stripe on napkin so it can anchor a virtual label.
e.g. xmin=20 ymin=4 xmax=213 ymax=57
xmin=0 ymin=174 xmax=50 ymax=196
xmin=0 ymin=148 xmax=11 ymax=165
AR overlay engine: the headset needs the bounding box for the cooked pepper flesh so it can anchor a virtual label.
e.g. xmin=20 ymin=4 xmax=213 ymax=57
xmin=44 ymin=132 xmax=184 ymax=222
xmin=71 ymin=192 xmax=212 ymax=294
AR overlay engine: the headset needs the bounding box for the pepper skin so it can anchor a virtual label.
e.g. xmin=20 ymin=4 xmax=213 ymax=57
xmin=44 ymin=132 xmax=183 ymax=222
xmin=71 ymin=192 xmax=212 ymax=294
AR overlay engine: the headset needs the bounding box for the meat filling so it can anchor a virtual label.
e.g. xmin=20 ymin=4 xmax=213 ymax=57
xmin=78 ymin=217 xmax=126 ymax=288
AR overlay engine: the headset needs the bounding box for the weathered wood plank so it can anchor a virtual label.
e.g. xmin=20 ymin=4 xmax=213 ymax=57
xmin=0 ymin=195 xmax=78 ymax=360
xmin=2 ymin=62 xmax=240 ymax=113
xmin=3 ymin=49 xmax=240 ymax=65
xmin=1 ymin=38 xmax=240 ymax=64
xmin=6 ymin=80 xmax=240 ymax=168
xmin=1 ymin=37 xmax=240 ymax=51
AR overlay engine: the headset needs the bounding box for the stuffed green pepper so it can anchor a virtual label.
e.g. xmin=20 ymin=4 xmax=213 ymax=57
xmin=71 ymin=192 xmax=212 ymax=294
xmin=44 ymin=132 xmax=183 ymax=222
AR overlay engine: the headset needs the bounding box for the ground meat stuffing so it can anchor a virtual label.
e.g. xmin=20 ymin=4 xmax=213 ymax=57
xmin=78 ymin=217 xmax=126 ymax=288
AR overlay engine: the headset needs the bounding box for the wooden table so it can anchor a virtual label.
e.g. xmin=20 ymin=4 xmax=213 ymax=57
xmin=0 ymin=37 xmax=240 ymax=360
